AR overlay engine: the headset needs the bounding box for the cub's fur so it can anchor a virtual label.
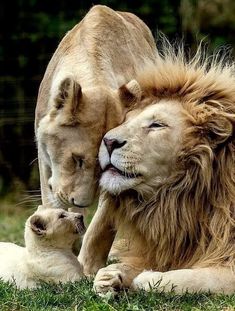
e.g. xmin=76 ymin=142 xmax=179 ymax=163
xmin=0 ymin=207 xmax=85 ymax=289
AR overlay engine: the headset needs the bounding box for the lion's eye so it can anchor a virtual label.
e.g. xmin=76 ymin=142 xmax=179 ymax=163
xmin=59 ymin=213 xmax=66 ymax=219
xmin=149 ymin=122 xmax=166 ymax=129
xmin=72 ymin=154 xmax=84 ymax=169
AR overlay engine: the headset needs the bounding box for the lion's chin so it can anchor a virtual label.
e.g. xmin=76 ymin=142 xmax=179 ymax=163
xmin=100 ymin=170 xmax=140 ymax=194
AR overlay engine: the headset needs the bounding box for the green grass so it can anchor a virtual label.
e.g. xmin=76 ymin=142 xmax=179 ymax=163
xmin=0 ymin=280 xmax=235 ymax=311
xmin=0 ymin=199 xmax=235 ymax=311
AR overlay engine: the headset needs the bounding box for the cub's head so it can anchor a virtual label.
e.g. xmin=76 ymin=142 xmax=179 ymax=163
xmin=99 ymin=50 xmax=235 ymax=202
xmin=36 ymin=77 xmax=141 ymax=209
xmin=25 ymin=206 xmax=86 ymax=248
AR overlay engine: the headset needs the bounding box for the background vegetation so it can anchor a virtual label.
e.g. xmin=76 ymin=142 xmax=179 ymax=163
xmin=1 ymin=0 xmax=235 ymax=199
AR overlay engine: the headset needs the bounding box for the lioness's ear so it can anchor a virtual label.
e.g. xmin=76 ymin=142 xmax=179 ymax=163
xmin=119 ymin=79 xmax=142 ymax=108
xmin=30 ymin=215 xmax=47 ymax=236
xmin=54 ymin=77 xmax=82 ymax=119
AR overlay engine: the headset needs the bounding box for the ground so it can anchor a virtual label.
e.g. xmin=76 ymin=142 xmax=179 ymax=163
xmin=0 ymin=197 xmax=234 ymax=311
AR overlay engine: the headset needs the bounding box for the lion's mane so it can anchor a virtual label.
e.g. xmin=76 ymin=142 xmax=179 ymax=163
xmin=107 ymin=40 xmax=235 ymax=272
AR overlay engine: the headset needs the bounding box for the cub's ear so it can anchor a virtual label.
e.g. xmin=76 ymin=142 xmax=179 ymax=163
xmin=29 ymin=215 xmax=47 ymax=236
xmin=119 ymin=79 xmax=142 ymax=108
xmin=53 ymin=77 xmax=82 ymax=124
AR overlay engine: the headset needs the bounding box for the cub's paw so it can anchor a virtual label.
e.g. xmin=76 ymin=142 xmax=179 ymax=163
xmin=93 ymin=267 xmax=124 ymax=296
xmin=132 ymin=271 xmax=164 ymax=291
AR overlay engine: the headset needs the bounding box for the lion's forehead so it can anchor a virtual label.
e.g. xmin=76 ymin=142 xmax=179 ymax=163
xmin=124 ymin=100 xmax=186 ymax=129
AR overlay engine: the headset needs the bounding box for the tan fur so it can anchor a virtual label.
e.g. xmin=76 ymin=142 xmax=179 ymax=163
xmin=79 ymin=40 xmax=235 ymax=294
xmin=35 ymin=5 xmax=157 ymax=210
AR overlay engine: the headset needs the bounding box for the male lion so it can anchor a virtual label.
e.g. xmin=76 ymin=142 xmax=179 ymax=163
xmin=35 ymin=5 xmax=157 ymax=210
xmin=79 ymin=43 xmax=235 ymax=294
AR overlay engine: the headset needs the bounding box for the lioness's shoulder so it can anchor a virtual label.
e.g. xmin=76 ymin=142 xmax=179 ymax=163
xmin=118 ymin=11 xmax=155 ymax=46
xmin=85 ymin=5 xmax=153 ymax=38
xmin=86 ymin=5 xmax=120 ymax=19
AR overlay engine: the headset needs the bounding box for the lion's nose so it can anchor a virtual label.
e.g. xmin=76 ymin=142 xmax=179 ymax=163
xmin=103 ymin=137 xmax=126 ymax=155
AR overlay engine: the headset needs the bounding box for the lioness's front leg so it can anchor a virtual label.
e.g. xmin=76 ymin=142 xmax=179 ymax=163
xmin=132 ymin=267 xmax=235 ymax=294
xmin=94 ymin=262 xmax=142 ymax=295
xmin=38 ymin=157 xmax=53 ymax=207
xmin=78 ymin=193 xmax=116 ymax=275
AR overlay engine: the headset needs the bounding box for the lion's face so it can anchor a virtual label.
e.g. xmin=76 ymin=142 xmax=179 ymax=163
xmin=99 ymin=100 xmax=187 ymax=195
xmin=37 ymin=78 xmax=141 ymax=209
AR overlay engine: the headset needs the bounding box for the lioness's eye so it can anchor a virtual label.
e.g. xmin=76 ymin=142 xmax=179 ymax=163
xmin=59 ymin=213 xmax=66 ymax=219
xmin=72 ymin=154 xmax=84 ymax=169
xmin=149 ymin=122 xmax=166 ymax=129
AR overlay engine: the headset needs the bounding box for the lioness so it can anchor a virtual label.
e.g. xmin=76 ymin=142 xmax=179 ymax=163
xmin=35 ymin=5 xmax=157 ymax=210
xmin=79 ymin=43 xmax=235 ymax=294
xmin=0 ymin=207 xmax=85 ymax=289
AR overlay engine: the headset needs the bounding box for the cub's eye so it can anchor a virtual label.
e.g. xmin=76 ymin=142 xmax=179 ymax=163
xmin=59 ymin=213 xmax=66 ymax=219
xmin=72 ymin=154 xmax=84 ymax=168
xmin=149 ymin=122 xmax=166 ymax=129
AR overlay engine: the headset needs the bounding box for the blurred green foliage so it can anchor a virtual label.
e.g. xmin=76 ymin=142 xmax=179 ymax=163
xmin=1 ymin=0 xmax=235 ymax=197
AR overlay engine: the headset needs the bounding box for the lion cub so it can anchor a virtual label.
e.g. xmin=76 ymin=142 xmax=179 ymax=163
xmin=0 ymin=207 xmax=85 ymax=289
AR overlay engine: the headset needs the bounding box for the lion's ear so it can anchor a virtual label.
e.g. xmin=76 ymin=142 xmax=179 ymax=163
xmin=118 ymin=79 xmax=142 ymax=108
xmin=205 ymin=116 xmax=233 ymax=147
xmin=53 ymin=77 xmax=82 ymax=124
xmin=29 ymin=215 xmax=47 ymax=236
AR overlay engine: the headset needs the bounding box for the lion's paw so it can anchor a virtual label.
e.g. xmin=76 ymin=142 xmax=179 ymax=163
xmin=93 ymin=267 xmax=124 ymax=296
xmin=132 ymin=271 xmax=164 ymax=291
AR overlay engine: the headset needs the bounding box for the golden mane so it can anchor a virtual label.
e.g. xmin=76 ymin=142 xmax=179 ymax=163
xmin=108 ymin=41 xmax=235 ymax=272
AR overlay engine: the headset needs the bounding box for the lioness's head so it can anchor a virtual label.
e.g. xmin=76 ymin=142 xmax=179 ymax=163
xmin=37 ymin=77 xmax=141 ymax=209
xmin=99 ymin=49 xmax=235 ymax=200
xmin=25 ymin=206 xmax=86 ymax=248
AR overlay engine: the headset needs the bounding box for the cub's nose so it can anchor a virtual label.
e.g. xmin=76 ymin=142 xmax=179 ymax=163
xmin=103 ymin=137 xmax=126 ymax=156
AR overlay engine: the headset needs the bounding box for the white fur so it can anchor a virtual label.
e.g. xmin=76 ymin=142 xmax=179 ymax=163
xmin=0 ymin=208 xmax=84 ymax=289
xmin=132 ymin=268 xmax=235 ymax=294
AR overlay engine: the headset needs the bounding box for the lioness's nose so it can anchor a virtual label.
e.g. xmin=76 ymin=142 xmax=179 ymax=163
xmin=75 ymin=214 xmax=84 ymax=222
xmin=103 ymin=137 xmax=126 ymax=155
